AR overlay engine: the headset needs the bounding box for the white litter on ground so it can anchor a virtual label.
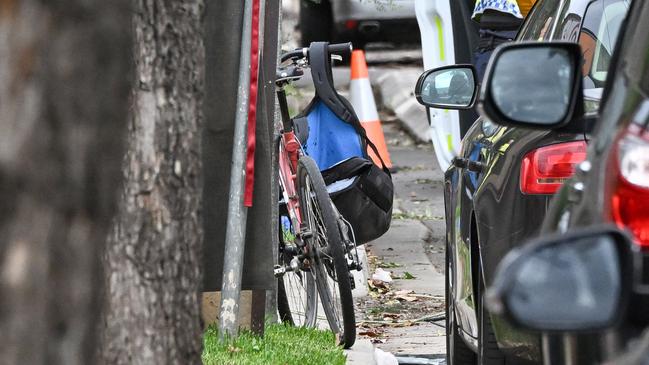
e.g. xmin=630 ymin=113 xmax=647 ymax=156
xmin=372 ymin=267 xmax=394 ymax=283
xmin=375 ymin=348 xmax=399 ymax=365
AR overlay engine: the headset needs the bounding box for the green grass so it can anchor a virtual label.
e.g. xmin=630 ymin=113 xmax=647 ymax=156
xmin=202 ymin=324 xmax=347 ymax=365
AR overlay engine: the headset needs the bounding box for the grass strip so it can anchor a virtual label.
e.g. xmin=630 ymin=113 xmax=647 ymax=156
xmin=202 ymin=323 xmax=346 ymax=365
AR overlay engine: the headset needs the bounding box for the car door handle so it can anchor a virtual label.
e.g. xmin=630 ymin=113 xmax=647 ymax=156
xmin=452 ymin=157 xmax=485 ymax=173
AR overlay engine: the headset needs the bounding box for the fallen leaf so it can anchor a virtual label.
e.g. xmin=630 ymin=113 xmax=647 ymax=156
xmin=378 ymin=262 xmax=401 ymax=269
xmin=395 ymin=295 xmax=419 ymax=303
xmin=359 ymin=329 xmax=383 ymax=338
xmin=393 ymin=290 xmax=415 ymax=296
xmin=402 ymin=271 xmax=416 ymax=280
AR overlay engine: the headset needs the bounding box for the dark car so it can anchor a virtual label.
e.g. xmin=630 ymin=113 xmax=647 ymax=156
xmin=476 ymin=0 xmax=647 ymax=362
xmin=414 ymin=0 xmax=629 ymax=363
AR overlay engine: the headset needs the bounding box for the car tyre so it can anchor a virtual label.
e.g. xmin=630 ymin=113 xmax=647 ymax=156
xmin=478 ymin=272 xmax=508 ymax=365
xmin=446 ymin=241 xmax=477 ymax=364
xmin=299 ymin=0 xmax=333 ymax=46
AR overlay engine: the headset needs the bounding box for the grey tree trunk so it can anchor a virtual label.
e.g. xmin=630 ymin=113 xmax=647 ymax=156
xmin=100 ymin=1 xmax=205 ymax=364
xmin=0 ymin=1 xmax=132 ymax=365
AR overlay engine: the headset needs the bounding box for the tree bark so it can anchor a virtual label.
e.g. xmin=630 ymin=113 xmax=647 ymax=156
xmin=0 ymin=1 xmax=132 ymax=364
xmin=100 ymin=1 xmax=205 ymax=364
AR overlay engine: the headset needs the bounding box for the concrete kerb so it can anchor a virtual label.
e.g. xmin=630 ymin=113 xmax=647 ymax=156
xmin=375 ymin=69 xmax=431 ymax=144
xmin=345 ymin=245 xmax=378 ymax=364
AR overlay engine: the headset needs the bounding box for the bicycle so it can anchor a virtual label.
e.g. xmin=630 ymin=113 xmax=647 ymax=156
xmin=273 ymin=42 xmax=359 ymax=348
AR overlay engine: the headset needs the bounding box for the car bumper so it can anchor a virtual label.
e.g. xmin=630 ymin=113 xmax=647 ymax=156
xmin=332 ymin=0 xmax=416 ymax=22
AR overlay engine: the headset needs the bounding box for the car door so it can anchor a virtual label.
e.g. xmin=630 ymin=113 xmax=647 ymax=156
xmin=449 ymin=118 xmax=497 ymax=343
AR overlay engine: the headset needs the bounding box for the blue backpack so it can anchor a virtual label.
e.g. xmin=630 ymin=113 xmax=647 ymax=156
xmin=293 ymin=42 xmax=393 ymax=245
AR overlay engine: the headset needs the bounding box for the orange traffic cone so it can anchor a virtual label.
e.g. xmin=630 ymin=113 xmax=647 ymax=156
xmin=349 ymin=50 xmax=393 ymax=169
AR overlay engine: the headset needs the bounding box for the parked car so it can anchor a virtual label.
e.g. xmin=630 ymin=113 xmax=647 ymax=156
xmin=481 ymin=0 xmax=648 ymax=362
xmin=299 ymin=0 xmax=420 ymax=47
xmin=413 ymin=0 xmax=630 ymax=363
xmin=488 ymin=226 xmax=637 ymax=364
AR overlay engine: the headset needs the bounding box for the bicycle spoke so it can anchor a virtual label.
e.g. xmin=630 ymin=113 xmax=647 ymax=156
xmin=295 ymin=156 xmax=356 ymax=348
xmin=302 ymin=174 xmax=346 ymax=332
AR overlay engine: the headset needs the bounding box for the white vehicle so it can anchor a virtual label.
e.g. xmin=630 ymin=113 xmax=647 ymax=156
xmin=415 ymin=0 xmax=460 ymax=171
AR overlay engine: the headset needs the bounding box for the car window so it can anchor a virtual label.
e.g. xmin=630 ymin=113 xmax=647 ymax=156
xmin=551 ymin=1 xmax=585 ymax=41
xmin=517 ymin=0 xmax=562 ymax=41
xmin=579 ymin=0 xmax=630 ymax=89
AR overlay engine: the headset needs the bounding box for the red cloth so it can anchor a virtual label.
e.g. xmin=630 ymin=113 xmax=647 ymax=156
xmin=244 ymin=0 xmax=261 ymax=207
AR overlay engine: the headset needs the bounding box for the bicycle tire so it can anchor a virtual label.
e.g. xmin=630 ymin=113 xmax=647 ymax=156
xmin=297 ymin=156 xmax=356 ymax=348
xmin=277 ymin=200 xmax=319 ymax=328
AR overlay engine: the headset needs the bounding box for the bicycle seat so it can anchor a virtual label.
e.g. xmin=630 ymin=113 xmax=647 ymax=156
xmin=276 ymin=66 xmax=304 ymax=85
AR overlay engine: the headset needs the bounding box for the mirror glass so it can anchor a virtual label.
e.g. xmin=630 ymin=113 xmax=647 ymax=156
xmin=419 ymin=67 xmax=476 ymax=108
xmin=490 ymin=47 xmax=574 ymax=125
xmin=507 ymin=234 xmax=622 ymax=331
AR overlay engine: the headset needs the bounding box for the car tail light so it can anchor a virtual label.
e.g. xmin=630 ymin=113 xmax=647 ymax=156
xmin=520 ymin=141 xmax=588 ymax=195
xmin=607 ymin=124 xmax=649 ymax=249
xmin=345 ymin=20 xmax=358 ymax=30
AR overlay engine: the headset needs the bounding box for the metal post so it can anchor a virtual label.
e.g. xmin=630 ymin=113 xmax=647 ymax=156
xmin=219 ymin=0 xmax=254 ymax=338
xmin=265 ymin=0 xmax=281 ymax=324
xmin=266 ymin=0 xmax=282 ymax=323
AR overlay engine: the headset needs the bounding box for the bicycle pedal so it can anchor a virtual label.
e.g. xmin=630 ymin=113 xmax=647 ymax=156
xmin=273 ymin=265 xmax=286 ymax=278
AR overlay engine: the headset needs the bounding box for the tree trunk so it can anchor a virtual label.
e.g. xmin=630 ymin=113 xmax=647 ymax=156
xmin=0 ymin=1 xmax=132 ymax=364
xmin=100 ymin=1 xmax=205 ymax=364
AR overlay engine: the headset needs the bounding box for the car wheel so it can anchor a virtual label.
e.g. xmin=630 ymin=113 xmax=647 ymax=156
xmin=478 ymin=272 xmax=508 ymax=365
xmin=299 ymin=0 xmax=333 ymax=46
xmin=446 ymin=242 xmax=477 ymax=364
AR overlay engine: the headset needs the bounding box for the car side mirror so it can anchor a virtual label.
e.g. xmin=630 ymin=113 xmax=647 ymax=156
xmin=479 ymin=42 xmax=584 ymax=129
xmin=487 ymin=226 xmax=633 ymax=333
xmin=414 ymin=65 xmax=478 ymax=110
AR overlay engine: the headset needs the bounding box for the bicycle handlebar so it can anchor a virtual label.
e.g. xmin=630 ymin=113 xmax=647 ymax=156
xmin=328 ymin=42 xmax=353 ymax=57
xmin=279 ymin=42 xmax=353 ymax=63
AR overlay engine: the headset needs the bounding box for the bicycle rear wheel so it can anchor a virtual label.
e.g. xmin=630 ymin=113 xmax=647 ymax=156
xmin=297 ymin=156 xmax=356 ymax=348
xmin=277 ymin=202 xmax=318 ymax=327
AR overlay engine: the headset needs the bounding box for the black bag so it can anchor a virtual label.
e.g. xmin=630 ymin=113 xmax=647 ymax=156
xmin=321 ymin=157 xmax=393 ymax=244
xmin=301 ymin=42 xmax=394 ymax=245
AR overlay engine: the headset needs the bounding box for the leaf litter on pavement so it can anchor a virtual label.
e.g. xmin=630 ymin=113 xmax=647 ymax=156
xmin=356 ymin=252 xmax=445 ymax=344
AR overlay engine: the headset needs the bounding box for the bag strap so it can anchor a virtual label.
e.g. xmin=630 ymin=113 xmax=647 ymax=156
xmin=309 ymin=42 xmax=361 ymax=128
xmin=321 ymin=157 xmax=372 ymax=185
xmin=309 ymin=42 xmax=391 ymax=175
xmin=365 ymin=137 xmax=391 ymax=176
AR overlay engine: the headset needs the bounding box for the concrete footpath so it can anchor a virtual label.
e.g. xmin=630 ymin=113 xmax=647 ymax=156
xmin=345 ymin=123 xmax=447 ymax=364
